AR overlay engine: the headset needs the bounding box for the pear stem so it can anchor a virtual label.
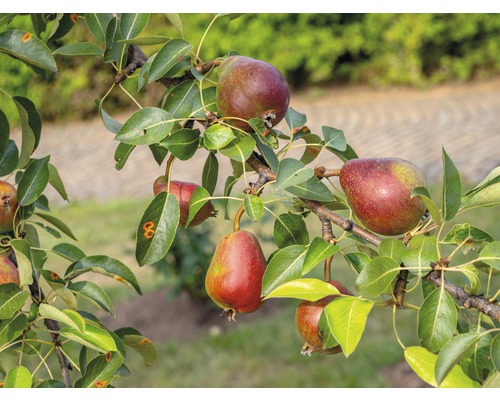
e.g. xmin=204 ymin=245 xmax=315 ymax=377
xmin=314 ymin=166 xmax=341 ymax=179
xmin=233 ymin=204 xmax=245 ymax=232
xmin=321 ymin=218 xmax=335 ymax=281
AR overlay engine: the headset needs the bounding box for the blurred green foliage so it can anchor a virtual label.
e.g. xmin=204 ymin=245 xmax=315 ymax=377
xmin=2 ymin=13 xmax=500 ymax=124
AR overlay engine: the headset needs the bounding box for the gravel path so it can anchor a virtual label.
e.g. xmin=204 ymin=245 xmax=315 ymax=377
xmin=13 ymin=78 xmax=500 ymax=204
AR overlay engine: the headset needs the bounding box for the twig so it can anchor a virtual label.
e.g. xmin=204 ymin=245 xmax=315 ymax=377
xmin=393 ymin=268 xmax=409 ymax=308
xmin=114 ymin=45 xmax=148 ymax=84
xmin=427 ymin=270 xmax=500 ymax=322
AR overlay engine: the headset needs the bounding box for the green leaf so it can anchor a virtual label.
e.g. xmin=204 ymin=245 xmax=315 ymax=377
xmin=68 ymin=281 xmax=115 ymax=317
xmin=37 ymin=380 xmax=67 ymax=388
xmin=435 ymin=332 xmax=481 ymax=385
xmin=302 ymin=237 xmax=340 ymax=275
xmin=17 ymin=156 xmax=50 ymax=206
xmin=39 ymin=303 xmax=85 ymax=333
xmin=148 ymin=38 xmax=192 ymax=82
xmin=60 ymin=319 xmax=117 ymax=353
xmin=243 ymin=195 xmax=264 ymax=222
xmin=48 ymin=163 xmax=69 ymax=202
xmin=114 ymin=142 xmax=135 ymax=171
xmin=0 ymin=284 xmax=29 ymax=319
xmin=0 ymin=30 xmax=57 ymax=72
xmin=86 ymin=13 xmax=113 ymax=42
xmin=0 ymin=313 xmax=27 ymax=346
xmin=323 ymin=297 xmax=374 ymax=357
xmin=119 ymin=35 xmax=170 ymax=45
xmin=47 ymin=14 xmax=76 ymax=43
xmin=96 ymin=99 xmax=122 ymax=134
xmin=35 ymin=212 xmax=76 ymax=240
xmin=442 ymin=223 xmax=494 ymax=254
xmin=203 ymin=124 xmax=235 ymax=150
xmin=442 ymin=148 xmax=462 ymax=221
xmin=462 ymin=166 xmax=500 ymax=209
xmin=355 ymin=256 xmax=400 ymax=298
xmin=322 ymin=126 xmax=347 ymax=151
xmin=162 ymin=80 xmax=200 ymax=119
xmin=51 ymin=243 xmax=86 ymax=262
xmin=402 ymin=235 xmax=438 ymax=276
xmin=0 ymin=140 xmax=18 ymax=176
xmin=276 ymin=158 xmax=314 ymax=190
xmin=161 ymin=128 xmax=200 ymax=161
xmin=492 ymin=334 xmax=500 ymax=371
xmin=75 ymin=351 xmax=123 ymax=388
xmin=219 ymin=132 xmax=256 ymax=162
xmin=460 ymin=264 xmax=481 ymax=295
xmin=318 ymin=312 xmax=340 ymax=350
xmin=264 ymin=278 xmax=340 ymax=301
xmin=378 ymin=238 xmax=407 ymax=264
xmin=191 ymin=87 xmax=217 ymax=118
xmin=72 ymin=255 xmax=142 ymax=295
xmin=115 ymin=107 xmax=174 ymax=145
xmin=202 ymin=152 xmax=218 ymax=195
xmin=165 ymin=13 xmax=183 ymax=36
xmin=120 ymin=13 xmax=149 ymax=40
xmin=479 ymin=241 xmax=500 ymax=272
xmin=299 ymin=134 xmax=322 ymax=165
xmin=483 ymin=372 xmax=500 ymax=388
xmin=9 ymin=239 xmax=33 ymax=287
xmin=0 ymin=110 xmax=9 ymax=159
xmin=285 ymin=107 xmax=307 ymax=131
xmin=120 ymin=334 xmax=158 ymax=367
xmin=273 ymin=213 xmax=309 ymax=248
xmin=460 ymin=325 xmax=493 ymax=382
xmin=412 ymin=186 xmax=442 ymax=224
xmin=53 ymin=42 xmax=102 ymax=56
xmin=136 ymin=192 xmax=179 ymax=267
xmin=325 ymin=143 xmax=358 ymax=162
xmin=254 ymin=135 xmax=280 ymax=171
xmin=285 ymin=176 xmax=335 ymax=202
xmin=418 ymin=288 xmax=458 ymax=352
xmin=185 ymin=186 xmax=211 ymax=228
xmin=4 ymin=365 xmax=31 ymax=388
xmin=12 ymin=96 xmax=41 ymax=169
xmin=103 ymin=16 xmax=124 ymax=64
xmin=344 ymin=252 xmax=371 ymax=274
xmin=404 ymin=346 xmax=480 ymax=388
xmin=261 ymin=245 xmax=308 ymax=296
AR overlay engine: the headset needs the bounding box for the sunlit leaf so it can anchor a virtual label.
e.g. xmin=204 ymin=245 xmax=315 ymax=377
xmin=264 ymin=278 xmax=340 ymax=301
xmin=442 ymin=148 xmax=462 ymax=220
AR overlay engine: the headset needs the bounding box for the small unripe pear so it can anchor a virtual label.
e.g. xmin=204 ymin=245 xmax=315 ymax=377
xmin=0 ymin=181 xmax=18 ymax=234
xmin=205 ymin=230 xmax=267 ymax=320
xmin=216 ymin=55 xmax=290 ymax=132
xmin=153 ymin=177 xmax=216 ymax=228
xmin=0 ymin=254 xmax=20 ymax=286
xmin=339 ymin=158 xmax=427 ymax=236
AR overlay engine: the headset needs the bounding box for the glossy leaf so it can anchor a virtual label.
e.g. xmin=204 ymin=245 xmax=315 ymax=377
xmin=435 ymin=332 xmax=481 ymax=385
xmin=120 ymin=334 xmax=158 ymax=367
xmin=13 ymin=96 xmax=41 ymax=169
xmin=322 ymin=126 xmax=347 ymax=151
xmin=104 ymin=17 xmax=124 ymax=64
xmin=492 ymin=334 xmax=500 ymax=371
xmin=0 ymin=313 xmax=27 ymax=346
xmin=285 ymin=107 xmax=307 ymax=131
xmin=418 ymin=288 xmax=457 ymax=352
xmin=318 ymin=312 xmax=340 ymax=350
xmin=96 ymin=99 xmax=122 ymax=134
xmin=39 ymin=303 xmax=85 ymax=333
xmin=119 ymin=35 xmax=170 ymax=45
xmin=53 ymin=42 xmax=102 ymax=56
xmin=323 ymin=297 xmax=374 ymax=357
xmin=17 ymin=156 xmax=50 ymax=206
xmin=72 ymin=255 xmax=142 ymax=295
xmin=4 ymin=365 xmax=31 ymax=388
xmin=115 ymin=107 xmax=174 ymax=145
xmin=48 ymin=163 xmax=69 ymax=201
xmin=302 ymin=237 xmax=340 ymax=275
xmin=185 ymin=186 xmax=211 ymax=227
xmin=273 ymin=213 xmax=309 ymax=248
xmin=0 ymin=284 xmax=29 ymax=319
xmin=0 ymin=30 xmax=57 ymax=72
xmin=261 ymin=245 xmax=308 ymax=296
xmin=344 ymin=252 xmax=371 ymax=274
xmin=442 ymin=223 xmax=494 ymax=254
xmin=219 ymin=132 xmax=256 ymax=162
xmin=402 ymin=235 xmax=438 ymax=276
xmin=51 ymin=243 xmax=86 ymax=262
xmin=276 ymin=158 xmax=314 ymax=190
xmin=326 ymin=143 xmax=358 ymax=162
xmin=47 ymin=14 xmax=76 ymax=43
xmin=69 ymin=281 xmax=115 ymax=317
xmin=203 ymin=124 xmax=235 ymax=150
xmin=285 ymin=176 xmax=335 ymax=202
xmin=0 ymin=140 xmax=18 ymax=176
xmin=162 ymin=80 xmax=199 ymax=119
xmin=120 ymin=13 xmax=149 ymax=40
xmin=254 ymin=135 xmax=280 ymax=171
xmin=479 ymin=241 xmax=500 ymax=272
xmin=442 ymin=148 xmax=462 ymax=220
xmin=114 ymin=142 xmax=135 ymax=171
xmin=136 ymin=192 xmax=179 ymax=267
xmin=202 ymin=152 xmax=218 ymax=195
xmin=404 ymin=346 xmax=480 ymax=388
xmin=60 ymin=320 xmax=117 ymax=353
xmin=462 ymin=166 xmax=500 ymax=209
xmin=75 ymin=351 xmax=123 ymax=388
xmin=190 ymin=87 xmax=217 ymax=118
xmin=299 ymin=133 xmax=322 ymax=165
xmin=411 ymin=186 xmax=441 ymax=223
xmin=460 ymin=264 xmax=481 ymax=295
xmin=243 ymin=195 xmax=264 ymax=222
xmin=165 ymin=13 xmax=183 ymax=36
xmin=264 ymin=278 xmax=340 ymax=301
xmin=378 ymin=239 xmax=407 ymax=264
xmin=86 ymin=13 xmax=113 ymax=42
xmin=9 ymin=239 xmax=33 ymax=287
xmin=355 ymin=256 xmax=400 ymax=298
xmin=483 ymin=372 xmax=500 ymax=388
xmin=162 ymin=128 xmax=200 ymax=160
xmin=148 ymin=38 xmax=192 ymax=82
xmin=35 ymin=212 xmax=76 ymax=240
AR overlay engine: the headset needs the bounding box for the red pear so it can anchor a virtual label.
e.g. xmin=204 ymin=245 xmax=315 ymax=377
xmin=205 ymin=230 xmax=267 ymax=320
xmin=216 ymin=55 xmax=290 ymax=132
xmin=0 ymin=181 xmax=18 ymax=234
xmin=339 ymin=158 xmax=427 ymax=236
xmin=0 ymin=254 xmax=20 ymax=286
xmin=153 ymin=177 xmax=216 ymax=228
xmin=295 ymin=280 xmax=352 ymax=355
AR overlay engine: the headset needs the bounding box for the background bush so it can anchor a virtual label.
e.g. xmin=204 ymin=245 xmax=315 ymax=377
xmin=2 ymin=13 xmax=500 ymax=124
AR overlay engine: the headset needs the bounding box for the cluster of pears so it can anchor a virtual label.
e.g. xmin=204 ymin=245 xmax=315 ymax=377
xmin=0 ymin=180 xmax=20 ymax=286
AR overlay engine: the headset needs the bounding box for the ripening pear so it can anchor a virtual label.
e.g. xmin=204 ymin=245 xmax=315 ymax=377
xmin=205 ymin=230 xmax=267 ymax=320
xmin=0 ymin=181 xmax=18 ymax=234
xmin=0 ymin=254 xmax=20 ymax=286
xmin=216 ymin=55 xmax=290 ymax=132
xmin=339 ymin=158 xmax=427 ymax=236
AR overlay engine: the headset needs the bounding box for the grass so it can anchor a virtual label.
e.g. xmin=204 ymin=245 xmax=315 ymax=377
xmin=28 ymin=193 xmax=499 ymax=388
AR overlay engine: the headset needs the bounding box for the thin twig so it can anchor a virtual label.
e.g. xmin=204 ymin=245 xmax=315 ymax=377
xmin=114 ymin=45 xmax=148 ymax=84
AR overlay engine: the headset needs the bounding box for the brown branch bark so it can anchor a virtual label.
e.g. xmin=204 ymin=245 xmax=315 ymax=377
xmin=393 ymin=268 xmax=409 ymax=308
xmin=427 ymin=270 xmax=500 ymax=322
xmin=114 ymin=45 xmax=148 ymax=84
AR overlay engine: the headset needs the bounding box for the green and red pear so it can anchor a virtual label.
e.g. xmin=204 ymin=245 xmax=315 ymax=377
xmin=339 ymin=158 xmax=427 ymax=236
xmin=295 ymin=280 xmax=352 ymax=355
xmin=216 ymin=55 xmax=290 ymax=132
xmin=153 ymin=177 xmax=216 ymax=228
xmin=0 ymin=254 xmax=20 ymax=286
xmin=205 ymin=229 xmax=267 ymax=320
xmin=0 ymin=181 xmax=18 ymax=234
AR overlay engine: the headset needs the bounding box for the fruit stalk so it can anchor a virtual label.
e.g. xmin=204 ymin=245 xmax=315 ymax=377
xmin=321 ymin=219 xmax=335 ymax=282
